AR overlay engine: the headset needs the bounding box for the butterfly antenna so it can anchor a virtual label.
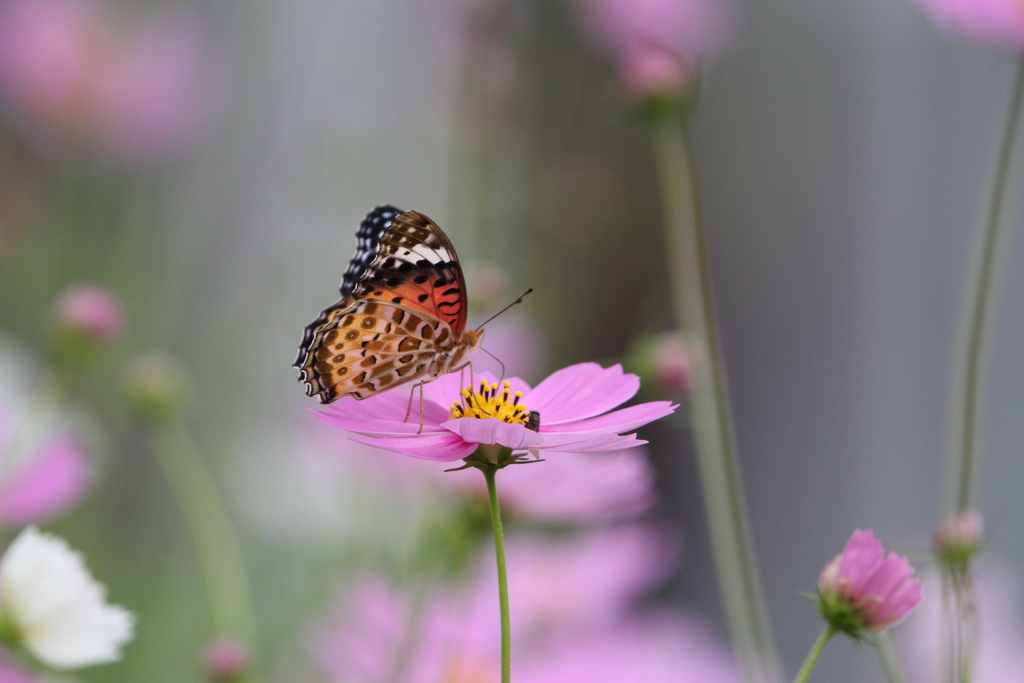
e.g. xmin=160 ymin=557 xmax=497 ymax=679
xmin=475 ymin=288 xmax=534 ymax=332
xmin=480 ymin=347 xmax=507 ymax=383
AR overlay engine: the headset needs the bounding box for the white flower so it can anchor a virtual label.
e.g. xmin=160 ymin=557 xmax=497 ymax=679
xmin=0 ymin=526 xmax=134 ymax=669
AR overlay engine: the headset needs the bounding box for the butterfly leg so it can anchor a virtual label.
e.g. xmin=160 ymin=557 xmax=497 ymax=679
xmin=403 ymin=381 xmax=424 ymax=424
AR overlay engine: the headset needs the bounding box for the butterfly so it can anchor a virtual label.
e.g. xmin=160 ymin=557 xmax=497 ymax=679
xmin=294 ymin=205 xmax=483 ymax=404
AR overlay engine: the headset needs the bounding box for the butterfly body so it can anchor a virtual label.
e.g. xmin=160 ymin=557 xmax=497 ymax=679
xmin=295 ymin=206 xmax=482 ymax=403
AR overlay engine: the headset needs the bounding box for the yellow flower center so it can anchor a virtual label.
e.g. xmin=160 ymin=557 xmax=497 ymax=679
xmin=450 ymin=380 xmax=530 ymax=426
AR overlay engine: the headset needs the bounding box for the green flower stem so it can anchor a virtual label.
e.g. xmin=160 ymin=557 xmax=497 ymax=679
xmin=147 ymin=419 xmax=257 ymax=650
xmin=651 ymin=113 xmax=782 ymax=683
xmin=944 ymin=57 xmax=1024 ymax=515
xmin=482 ymin=465 xmax=511 ymax=683
xmin=877 ymin=632 xmax=908 ymax=683
xmin=792 ymin=627 xmax=835 ymax=683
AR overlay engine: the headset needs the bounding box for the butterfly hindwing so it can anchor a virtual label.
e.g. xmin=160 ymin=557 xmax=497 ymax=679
xmin=300 ymin=299 xmax=456 ymax=402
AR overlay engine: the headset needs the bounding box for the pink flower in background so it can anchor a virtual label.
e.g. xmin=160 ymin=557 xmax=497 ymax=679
xmin=0 ymin=650 xmax=34 ymax=683
xmin=203 ymin=638 xmax=248 ymax=681
xmin=54 ymin=284 xmax=123 ymax=344
xmin=519 ymin=614 xmax=742 ymax=683
xmin=912 ymin=0 xmax=1024 ymax=49
xmin=312 ymin=525 xmax=712 ymax=683
xmin=906 ymin=564 xmax=1024 ymax=683
xmin=817 ymin=529 xmax=923 ymax=635
xmin=0 ymin=0 xmax=210 ymax=163
xmin=450 ymin=448 xmax=656 ymax=522
xmin=572 ymin=0 xmax=735 ymax=97
xmin=316 ymin=363 xmax=675 ymax=462
xmin=0 ymin=409 xmax=90 ymax=526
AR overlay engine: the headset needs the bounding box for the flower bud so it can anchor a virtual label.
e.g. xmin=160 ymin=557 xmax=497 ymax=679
xmin=123 ymin=351 xmax=190 ymax=423
xmin=617 ymin=42 xmax=696 ymax=103
xmin=53 ymin=285 xmax=123 ymax=365
xmin=203 ymin=638 xmax=247 ymax=681
xmin=626 ymin=331 xmax=692 ymax=396
xmin=815 ymin=530 xmax=923 ymax=636
xmin=934 ymin=509 xmax=982 ymax=573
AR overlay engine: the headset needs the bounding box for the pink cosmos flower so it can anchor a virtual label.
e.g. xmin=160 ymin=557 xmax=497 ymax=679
xmin=571 ymin=0 xmax=735 ymax=97
xmin=311 ymin=526 xmax=707 ymax=683
xmin=315 ymin=363 xmax=675 ymax=463
xmin=912 ymin=0 xmax=1024 ymax=50
xmin=0 ymin=408 xmax=90 ymax=526
xmin=54 ymin=284 xmax=123 ymax=344
xmin=817 ymin=529 xmax=924 ymax=635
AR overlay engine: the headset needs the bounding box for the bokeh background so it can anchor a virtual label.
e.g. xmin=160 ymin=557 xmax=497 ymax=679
xmin=1 ymin=0 xmax=1023 ymax=681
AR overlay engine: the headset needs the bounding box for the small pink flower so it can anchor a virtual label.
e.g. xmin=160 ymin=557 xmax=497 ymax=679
xmin=203 ymin=638 xmax=248 ymax=680
xmin=572 ymin=0 xmax=735 ymax=61
xmin=315 ymin=363 xmax=675 ymax=463
xmin=54 ymin=284 xmax=123 ymax=343
xmin=912 ymin=0 xmax=1024 ymax=49
xmin=0 ymin=409 xmax=90 ymax=527
xmin=571 ymin=0 xmax=734 ymax=98
xmin=933 ymin=509 xmax=983 ymax=571
xmin=817 ymin=529 xmax=923 ymax=635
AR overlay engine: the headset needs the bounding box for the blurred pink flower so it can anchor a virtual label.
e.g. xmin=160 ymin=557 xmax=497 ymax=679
xmin=0 ymin=650 xmax=35 ymax=683
xmin=519 ymin=613 xmax=741 ymax=683
xmin=0 ymin=408 xmax=90 ymax=526
xmin=312 ymin=525 xmax=706 ymax=683
xmin=0 ymin=0 xmax=210 ymax=163
xmin=449 ymin=448 xmax=656 ymax=522
xmin=817 ymin=529 xmax=923 ymax=635
xmin=316 ymin=363 xmax=675 ymax=462
xmin=912 ymin=0 xmax=1024 ymax=49
xmin=468 ymin=313 xmax=549 ymax=385
xmin=54 ymin=283 xmax=123 ymax=343
xmin=933 ymin=509 xmax=983 ymax=570
xmin=203 ymin=638 xmax=248 ymax=680
xmin=906 ymin=564 xmax=1024 ymax=683
xmin=573 ymin=0 xmax=735 ymax=60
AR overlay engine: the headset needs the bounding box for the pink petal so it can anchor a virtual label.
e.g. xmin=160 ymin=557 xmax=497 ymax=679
xmin=322 ymin=393 xmax=450 ymax=426
xmin=350 ymin=433 xmax=476 ymax=462
xmin=0 ymin=434 xmax=90 ymax=525
xmin=858 ymin=554 xmax=916 ymax=606
xmin=541 ymin=401 xmax=676 ymax=434
xmin=313 ymin=412 xmax=447 ymax=437
xmin=869 ymin=575 xmax=923 ymax=629
xmin=443 ymin=418 xmax=543 ymax=450
xmin=538 ymin=432 xmax=648 ymax=452
xmin=837 ymin=530 xmax=886 ymax=595
xmin=526 ymin=363 xmax=640 ymax=425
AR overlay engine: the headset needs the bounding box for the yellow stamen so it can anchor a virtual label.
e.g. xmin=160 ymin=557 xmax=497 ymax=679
xmin=449 ymin=380 xmax=531 ymax=426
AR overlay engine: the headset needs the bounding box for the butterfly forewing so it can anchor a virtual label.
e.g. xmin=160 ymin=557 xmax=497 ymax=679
xmin=295 ymin=205 xmax=477 ymax=404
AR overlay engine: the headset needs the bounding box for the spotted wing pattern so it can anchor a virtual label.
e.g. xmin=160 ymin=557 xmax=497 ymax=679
xmin=301 ymin=300 xmax=456 ymax=401
xmin=295 ymin=205 xmax=473 ymax=404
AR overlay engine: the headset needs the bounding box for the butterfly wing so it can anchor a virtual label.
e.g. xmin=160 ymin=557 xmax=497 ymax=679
xmin=295 ymin=205 xmax=472 ymax=403
xmin=300 ymin=300 xmax=458 ymax=402
xmin=349 ymin=210 xmax=469 ymax=335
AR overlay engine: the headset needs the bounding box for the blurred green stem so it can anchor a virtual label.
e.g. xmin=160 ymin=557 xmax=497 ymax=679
xmin=651 ymin=112 xmax=782 ymax=683
xmin=147 ymin=419 xmax=257 ymax=650
xmin=482 ymin=465 xmax=511 ymax=683
xmin=877 ymin=632 xmax=908 ymax=683
xmin=791 ymin=627 xmax=834 ymax=683
xmin=944 ymin=58 xmax=1024 ymax=515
